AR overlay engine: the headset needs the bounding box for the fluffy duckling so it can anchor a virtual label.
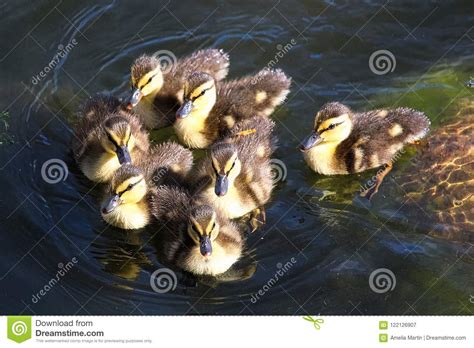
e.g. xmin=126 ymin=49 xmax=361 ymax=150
xmin=300 ymin=102 xmax=430 ymax=198
xmin=152 ymin=192 xmax=243 ymax=276
xmin=128 ymin=48 xmax=230 ymax=129
xmin=72 ymin=95 xmax=149 ymax=183
xmin=192 ymin=116 xmax=276 ymax=229
xmin=174 ymin=68 xmax=290 ymax=149
xmin=100 ymin=142 xmax=193 ymax=229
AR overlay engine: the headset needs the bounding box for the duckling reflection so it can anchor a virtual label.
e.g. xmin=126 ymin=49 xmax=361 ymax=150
xmin=92 ymin=229 xmax=151 ymax=284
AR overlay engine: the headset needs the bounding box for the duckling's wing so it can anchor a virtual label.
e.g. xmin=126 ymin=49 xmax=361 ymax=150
xmin=162 ymin=48 xmax=230 ymax=97
xmin=341 ymin=108 xmax=430 ymax=171
xmin=144 ymin=141 xmax=194 ymax=187
xmin=217 ymin=68 xmax=291 ymax=119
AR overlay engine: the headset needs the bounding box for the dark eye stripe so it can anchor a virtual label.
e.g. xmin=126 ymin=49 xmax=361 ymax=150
xmin=117 ymin=178 xmax=143 ymax=196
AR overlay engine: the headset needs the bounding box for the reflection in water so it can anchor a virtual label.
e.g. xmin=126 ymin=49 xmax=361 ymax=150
xmin=0 ymin=0 xmax=473 ymax=315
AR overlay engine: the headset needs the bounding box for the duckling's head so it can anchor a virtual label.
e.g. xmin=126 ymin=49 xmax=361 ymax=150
xmin=101 ymin=165 xmax=147 ymax=215
xmin=209 ymin=143 xmax=242 ymax=197
xmin=187 ymin=205 xmax=220 ymax=257
xmin=100 ymin=115 xmax=138 ymax=164
xmin=300 ymin=102 xmax=353 ymax=151
xmin=176 ymin=72 xmax=216 ymax=119
xmin=128 ymin=55 xmax=164 ymax=108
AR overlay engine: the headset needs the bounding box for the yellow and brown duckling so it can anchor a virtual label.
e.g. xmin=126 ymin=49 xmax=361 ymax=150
xmin=72 ymin=95 xmax=149 ymax=183
xmin=128 ymin=48 xmax=230 ymax=129
xmin=174 ymin=68 xmax=291 ymax=149
xmin=100 ymin=142 xmax=193 ymax=229
xmin=300 ymin=101 xmax=431 ymax=198
xmin=152 ymin=190 xmax=243 ymax=276
xmin=192 ymin=116 xmax=276 ymax=229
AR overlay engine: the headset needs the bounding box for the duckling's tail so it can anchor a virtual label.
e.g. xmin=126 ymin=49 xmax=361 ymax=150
xmin=250 ymin=68 xmax=291 ymax=117
xmin=396 ymin=107 xmax=431 ymax=144
xmin=188 ymin=48 xmax=230 ymax=82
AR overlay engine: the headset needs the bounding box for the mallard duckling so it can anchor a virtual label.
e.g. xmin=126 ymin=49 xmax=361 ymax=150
xmin=128 ymin=48 xmax=230 ymax=129
xmin=72 ymin=95 xmax=149 ymax=183
xmin=174 ymin=68 xmax=291 ymax=149
xmin=192 ymin=116 xmax=276 ymax=229
xmin=300 ymin=102 xmax=431 ymax=198
xmin=152 ymin=191 xmax=243 ymax=276
xmin=100 ymin=142 xmax=193 ymax=229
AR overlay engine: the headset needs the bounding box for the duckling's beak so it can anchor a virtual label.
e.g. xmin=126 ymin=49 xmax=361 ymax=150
xmin=299 ymin=131 xmax=322 ymax=152
xmin=200 ymin=235 xmax=212 ymax=257
xmin=176 ymin=99 xmax=193 ymax=119
xmin=101 ymin=194 xmax=121 ymax=215
xmin=215 ymin=174 xmax=228 ymax=196
xmin=127 ymin=88 xmax=142 ymax=109
xmin=116 ymin=145 xmax=132 ymax=165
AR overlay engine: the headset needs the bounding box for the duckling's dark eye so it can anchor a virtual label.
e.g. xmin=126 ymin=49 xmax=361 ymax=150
xmin=127 ymin=183 xmax=133 ymax=191
xmin=147 ymin=76 xmax=154 ymax=84
xmin=212 ymin=222 xmax=216 ymax=230
xmin=328 ymin=123 xmax=336 ymax=130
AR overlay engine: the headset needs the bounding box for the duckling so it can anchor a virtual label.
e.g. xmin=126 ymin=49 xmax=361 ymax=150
xmin=72 ymin=95 xmax=150 ymax=183
xmin=300 ymin=102 xmax=431 ymax=199
xmin=192 ymin=116 xmax=276 ymax=229
xmin=100 ymin=142 xmax=193 ymax=229
xmin=174 ymin=68 xmax=291 ymax=149
xmin=152 ymin=192 xmax=243 ymax=276
xmin=128 ymin=48 xmax=230 ymax=129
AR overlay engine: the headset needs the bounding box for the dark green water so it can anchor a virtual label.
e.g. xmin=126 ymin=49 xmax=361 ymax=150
xmin=0 ymin=0 xmax=473 ymax=315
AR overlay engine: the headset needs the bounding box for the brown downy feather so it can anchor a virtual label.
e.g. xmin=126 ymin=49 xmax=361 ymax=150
xmin=72 ymin=95 xmax=149 ymax=182
xmin=151 ymin=193 xmax=243 ymax=276
xmin=130 ymin=49 xmax=230 ymax=129
xmin=192 ymin=116 xmax=276 ymax=219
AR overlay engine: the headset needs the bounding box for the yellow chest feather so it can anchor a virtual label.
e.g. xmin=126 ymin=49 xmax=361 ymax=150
xmin=135 ymin=96 xmax=158 ymax=129
xmin=199 ymin=185 xmax=252 ymax=219
xmin=82 ymin=152 xmax=120 ymax=183
xmin=181 ymin=243 xmax=240 ymax=275
xmin=303 ymin=142 xmax=346 ymax=175
xmin=174 ymin=114 xmax=211 ymax=149
xmin=102 ymin=202 xmax=150 ymax=229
